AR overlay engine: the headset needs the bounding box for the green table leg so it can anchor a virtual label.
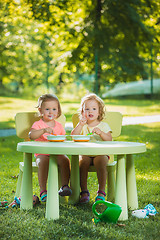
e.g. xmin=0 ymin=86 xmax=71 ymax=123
xmin=46 ymin=155 xmax=59 ymax=220
xmin=115 ymin=155 xmax=128 ymax=221
xmin=20 ymin=153 xmax=33 ymax=210
xmin=126 ymin=154 xmax=138 ymax=210
xmin=68 ymin=155 xmax=80 ymax=204
xmin=107 ymin=161 xmax=116 ymax=202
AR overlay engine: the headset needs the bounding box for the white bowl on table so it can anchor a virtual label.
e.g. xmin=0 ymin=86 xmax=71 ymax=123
xmin=71 ymin=135 xmax=90 ymax=142
xmin=47 ymin=135 xmax=66 ymax=142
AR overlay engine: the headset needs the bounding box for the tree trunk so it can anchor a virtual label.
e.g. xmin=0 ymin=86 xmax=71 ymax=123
xmin=94 ymin=0 xmax=102 ymax=94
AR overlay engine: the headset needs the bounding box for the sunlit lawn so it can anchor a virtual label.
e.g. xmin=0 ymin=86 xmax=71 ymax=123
xmin=0 ymin=96 xmax=160 ymax=129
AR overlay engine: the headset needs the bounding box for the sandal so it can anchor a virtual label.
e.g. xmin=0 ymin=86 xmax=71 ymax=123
xmin=6 ymin=195 xmax=40 ymax=208
xmin=80 ymin=190 xmax=90 ymax=204
xmin=40 ymin=190 xmax=47 ymax=202
xmin=58 ymin=185 xmax=72 ymax=197
xmin=33 ymin=195 xmax=40 ymax=206
xmin=95 ymin=190 xmax=106 ymax=202
xmin=6 ymin=197 xmax=21 ymax=208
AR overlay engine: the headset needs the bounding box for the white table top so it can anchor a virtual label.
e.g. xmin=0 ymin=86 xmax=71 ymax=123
xmin=17 ymin=141 xmax=146 ymax=155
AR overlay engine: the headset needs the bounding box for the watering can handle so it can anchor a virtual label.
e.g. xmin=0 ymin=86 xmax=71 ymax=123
xmin=92 ymin=200 xmax=112 ymax=217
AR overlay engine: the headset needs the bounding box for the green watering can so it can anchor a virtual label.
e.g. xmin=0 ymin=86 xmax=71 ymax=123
xmin=92 ymin=200 xmax=122 ymax=224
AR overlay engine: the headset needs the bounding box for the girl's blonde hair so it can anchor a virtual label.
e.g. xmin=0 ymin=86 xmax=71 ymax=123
xmin=36 ymin=94 xmax=62 ymax=118
xmin=80 ymin=93 xmax=106 ymax=121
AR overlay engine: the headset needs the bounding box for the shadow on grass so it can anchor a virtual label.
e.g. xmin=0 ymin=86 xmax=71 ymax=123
xmin=103 ymin=98 xmax=160 ymax=107
xmin=0 ymin=120 xmax=15 ymax=129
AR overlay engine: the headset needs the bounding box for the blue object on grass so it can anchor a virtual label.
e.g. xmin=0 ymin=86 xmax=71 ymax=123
xmin=144 ymin=204 xmax=158 ymax=216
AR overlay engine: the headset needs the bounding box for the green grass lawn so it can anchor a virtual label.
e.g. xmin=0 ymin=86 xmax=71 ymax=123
xmin=0 ymin=96 xmax=160 ymax=129
xmin=0 ymin=96 xmax=160 ymax=239
xmin=0 ymin=121 xmax=160 ymax=240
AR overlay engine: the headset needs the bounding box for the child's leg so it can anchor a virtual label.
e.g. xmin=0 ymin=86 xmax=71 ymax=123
xmin=79 ymin=155 xmax=92 ymax=203
xmin=79 ymin=155 xmax=92 ymax=191
xmin=57 ymin=155 xmax=70 ymax=186
xmin=93 ymin=155 xmax=109 ymax=199
xmin=36 ymin=155 xmax=49 ymax=200
xmin=57 ymin=155 xmax=72 ymax=196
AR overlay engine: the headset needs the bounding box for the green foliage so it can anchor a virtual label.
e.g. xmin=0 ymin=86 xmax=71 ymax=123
xmin=0 ymin=0 xmax=159 ymax=94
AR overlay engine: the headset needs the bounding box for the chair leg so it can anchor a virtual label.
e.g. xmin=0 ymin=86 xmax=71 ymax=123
xmin=15 ymin=169 xmax=23 ymax=197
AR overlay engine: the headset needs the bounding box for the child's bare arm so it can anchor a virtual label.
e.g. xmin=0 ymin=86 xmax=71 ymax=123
xmin=92 ymin=127 xmax=112 ymax=141
xmin=29 ymin=127 xmax=54 ymax=140
xmin=71 ymin=116 xmax=87 ymax=135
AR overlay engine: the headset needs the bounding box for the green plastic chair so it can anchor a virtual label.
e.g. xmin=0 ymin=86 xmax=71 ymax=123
xmin=72 ymin=111 xmax=123 ymax=202
xmin=15 ymin=112 xmax=66 ymax=199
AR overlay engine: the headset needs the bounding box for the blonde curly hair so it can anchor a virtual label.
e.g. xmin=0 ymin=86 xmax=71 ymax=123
xmin=80 ymin=93 xmax=106 ymax=121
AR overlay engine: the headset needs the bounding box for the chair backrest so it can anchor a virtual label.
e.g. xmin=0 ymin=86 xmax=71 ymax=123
xmin=15 ymin=112 xmax=66 ymax=140
xmin=72 ymin=111 xmax=123 ymax=138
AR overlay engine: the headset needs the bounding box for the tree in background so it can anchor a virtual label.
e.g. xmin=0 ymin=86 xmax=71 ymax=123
xmin=0 ymin=0 xmax=44 ymax=91
xmin=0 ymin=0 xmax=159 ymax=95
xmin=58 ymin=0 xmax=160 ymax=93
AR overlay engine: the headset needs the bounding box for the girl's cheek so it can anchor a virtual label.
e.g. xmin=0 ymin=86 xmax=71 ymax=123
xmin=85 ymin=112 xmax=88 ymax=118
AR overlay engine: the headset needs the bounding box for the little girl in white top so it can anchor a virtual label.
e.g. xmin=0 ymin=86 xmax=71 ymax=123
xmin=71 ymin=93 xmax=112 ymax=203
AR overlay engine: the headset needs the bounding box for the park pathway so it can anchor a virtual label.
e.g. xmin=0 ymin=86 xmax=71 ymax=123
xmin=0 ymin=115 xmax=160 ymax=137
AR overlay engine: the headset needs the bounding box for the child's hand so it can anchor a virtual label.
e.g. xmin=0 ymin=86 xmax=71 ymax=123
xmin=79 ymin=116 xmax=87 ymax=126
xmin=92 ymin=127 xmax=102 ymax=135
xmin=92 ymin=128 xmax=112 ymax=141
xmin=43 ymin=127 xmax=54 ymax=135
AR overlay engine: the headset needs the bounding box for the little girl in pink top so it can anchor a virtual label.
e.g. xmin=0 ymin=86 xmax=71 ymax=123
xmin=29 ymin=94 xmax=72 ymax=202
